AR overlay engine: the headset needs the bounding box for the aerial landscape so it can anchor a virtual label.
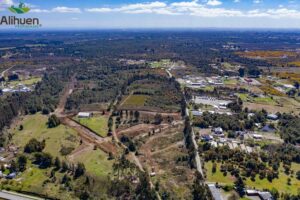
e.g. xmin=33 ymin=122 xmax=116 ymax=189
xmin=0 ymin=0 xmax=300 ymax=200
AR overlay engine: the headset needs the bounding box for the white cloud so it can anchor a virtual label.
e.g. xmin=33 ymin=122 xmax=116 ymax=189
xmin=0 ymin=0 xmax=13 ymax=6
xmin=31 ymin=9 xmax=51 ymax=13
xmin=85 ymin=8 xmax=113 ymax=13
xmin=31 ymin=6 xmax=81 ymax=13
xmin=207 ymin=0 xmax=222 ymax=6
xmin=52 ymin=7 xmax=81 ymax=13
xmin=234 ymin=0 xmax=240 ymax=3
xmin=28 ymin=1 xmax=300 ymax=19
xmin=253 ymin=0 xmax=262 ymax=4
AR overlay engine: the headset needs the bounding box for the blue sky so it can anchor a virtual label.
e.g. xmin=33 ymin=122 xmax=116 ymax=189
xmin=1 ymin=0 xmax=300 ymax=29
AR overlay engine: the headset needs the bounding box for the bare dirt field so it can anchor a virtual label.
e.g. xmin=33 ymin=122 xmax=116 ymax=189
xmin=130 ymin=123 xmax=195 ymax=199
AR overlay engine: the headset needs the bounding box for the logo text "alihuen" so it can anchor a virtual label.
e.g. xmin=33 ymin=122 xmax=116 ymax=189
xmin=0 ymin=16 xmax=40 ymax=27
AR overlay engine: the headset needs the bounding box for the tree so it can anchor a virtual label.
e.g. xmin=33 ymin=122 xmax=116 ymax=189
xmin=212 ymin=162 xmax=217 ymax=174
xmin=54 ymin=157 xmax=61 ymax=170
xmin=134 ymin=111 xmax=140 ymax=122
xmin=296 ymin=170 xmax=300 ymax=180
xmin=270 ymin=188 xmax=279 ymax=200
xmin=192 ymin=172 xmax=212 ymax=200
xmin=234 ymin=176 xmax=245 ymax=197
xmin=238 ymin=68 xmax=245 ymax=77
xmin=17 ymin=155 xmax=27 ymax=172
xmin=34 ymin=152 xmax=53 ymax=168
xmin=47 ymin=114 xmax=60 ymax=128
xmin=294 ymin=82 xmax=299 ymax=90
xmin=154 ymin=114 xmax=163 ymax=125
xmin=24 ymin=138 xmax=45 ymax=153
xmin=61 ymin=161 xmax=68 ymax=172
xmin=135 ymin=172 xmax=157 ymax=200
xmin=74 ymin=163 xmax=86 ymax=179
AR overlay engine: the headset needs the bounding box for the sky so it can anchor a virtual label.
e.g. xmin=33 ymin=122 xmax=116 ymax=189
xmin=1 ymin=0 xmax=300 ymax=29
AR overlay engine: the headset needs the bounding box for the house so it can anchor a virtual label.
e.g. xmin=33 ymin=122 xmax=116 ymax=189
xmin=267 ymin=114 xmax=278 ymax=120
xmin=192 ymin=110 xmax=203 ymax=116
xmin=77 ymin=112 xmax=92 ymax=118
xmin=253 ymin=134 xmax=263 ymax=140
xmin=213 ymin=127 xmax=223 ymax=135
xmin=246 ymin=190 xmax=273 ymax=200
xmin=258 ymin=192 xmax=274 ymax=200
xmin=202 ymin=134 xmax=213 ymax=142
xmin=208 ymin=184 xmax=223 ymax=200
xmin=261 ymin=125 xmax=275 ymax=133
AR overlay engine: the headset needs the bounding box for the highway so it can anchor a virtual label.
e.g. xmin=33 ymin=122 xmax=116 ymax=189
xmin=0 ymin=191 xmax=43 ymax=200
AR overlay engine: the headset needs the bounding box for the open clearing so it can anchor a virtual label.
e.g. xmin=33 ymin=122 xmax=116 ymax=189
xmin=133 ymin=123 xmax=194 ymax=199
xmin=9 ymin=77 xmax=42 ymax=86
xmin=72 ymin=147 xmax=113 ymax=177
xmin=121 ymin=95 xmax=148 ymax=107
xmin=1 ymin=166 xmax=75 ymax=200
xmin=10 ymin=113 xmax=80 ymax=158
xmin=73 ymin=115 xmax=108 ymax=137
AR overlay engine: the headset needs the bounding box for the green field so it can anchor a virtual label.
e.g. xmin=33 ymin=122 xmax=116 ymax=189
xmin=205 ymin=161 xmax=236 ymax=185
xmin=245 ymin=163 xmax=300 ymax=194
xmin=0 ymin=165 xmax=76 ymax=200
xmin=9 ymin=77 xmax=42 ymax=86
xmin=72 ymin=148 xmax=113 ymax=177
xmin=122 ymin=95 xmax=148 ymax=106
xmin=205 ymin=161 xmax=300 ymax=194
xmin=224 ymin=79 xmax=238 ymax=85
xmin=237 ymin=93 xmax=276 ymax=105
xmin=150 ymin=59 xmax=172 ymax=68
xmin=74 ymin=115 xmax=108 ymax=137
xmin=11 ymin=114 xmax=80 ymax=158
xmin=237 ymin=93 xmax=249 ymax=101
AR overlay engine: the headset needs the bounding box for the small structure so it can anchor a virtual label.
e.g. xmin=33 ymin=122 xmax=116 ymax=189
xmin=261 ymin=125 xmax=275 ymax=133
xmin=267 ymin=114 xmax=278 ymax=120
xmin=77 ymin=112 xmax=91 ymax=118
xmin=213 ymin=127 xmax=223 ymax=135
xmin=246 ymin=190 xmax=273 ymax=200
xmin=202 ymin=134 xmax=213 ymax=142
xmin=192 ymin=110 xmax=203 ymax=116
xmin=253 ymin=134 xmax=263 ymax=140
xmin=208 ymin=184 xmax=223 ymax=200
xmin=259 ymin=191 xmax=274 ymax=200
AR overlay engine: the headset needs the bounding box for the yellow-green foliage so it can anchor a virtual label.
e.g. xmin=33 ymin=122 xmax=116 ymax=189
xmin=122 ymin=95 xmax=148 ymax=106
xmin=74 ymin=115 xmax=108 ymax=137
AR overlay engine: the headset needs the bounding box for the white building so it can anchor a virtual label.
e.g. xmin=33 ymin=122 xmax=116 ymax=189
xmin=77 ymin=112 xmax=91 ymax=118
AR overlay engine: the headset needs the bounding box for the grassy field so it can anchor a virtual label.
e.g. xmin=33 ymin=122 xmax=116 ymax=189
xmin=205 ymin=161 xmax=300 ymax=194
xmin=11 ymin=114 xmax=80 ymax=158
xmin=0 ymin=165 xmax=76 ymax=200
xmin=74 ymin=115 xmax=108 ymax=137
xmin=72 ymin=148 xmax=113 ymax=177
xmin=150 ymin=59 xmax=172 ymax=68
xmin=9 ymin=77 xmax=42 ymax=86
xmin=121 ymin=95 xmax=148 ymax=106
xmin=205 ymin=161 xmax=236 ymax=185
xmin=245 ymin=163 xmax=300 ymax=194
xmin=237 ymin=93 xmax=249 ymax=101
xmin=224 ymin=79 xmax=238 ymax=85
xmin=237 ymin=93 xmax=276 ymax=105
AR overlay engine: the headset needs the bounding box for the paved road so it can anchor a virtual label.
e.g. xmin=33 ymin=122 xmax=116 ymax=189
xmin=0 ymin=191 xmax=43 ymax=200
